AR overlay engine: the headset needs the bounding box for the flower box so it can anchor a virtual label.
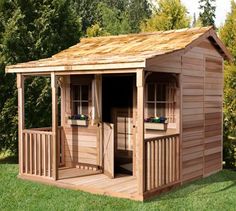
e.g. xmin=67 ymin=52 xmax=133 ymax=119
xmin=68 ymin=119 xmax=88 ymax=126
xmin=145 ymin=122 xmax=168 ymax=131
xmin=68 ymin=114 xmax=89 ymax=126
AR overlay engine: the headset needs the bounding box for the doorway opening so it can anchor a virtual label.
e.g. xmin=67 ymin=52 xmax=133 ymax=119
xmin=102 ymin=74 xmax=134 ymax=176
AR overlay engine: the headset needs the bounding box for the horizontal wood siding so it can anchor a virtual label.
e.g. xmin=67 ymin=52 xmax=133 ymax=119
xmin=204 ymin=56 xmax=223 ymax=176
xmin=182 ymin=48 xmax=205 ymax=182
xmin=182 ymin=39 xmax=223 ymax=182
xmin=146 ymin=54 xmax=182 ymax=73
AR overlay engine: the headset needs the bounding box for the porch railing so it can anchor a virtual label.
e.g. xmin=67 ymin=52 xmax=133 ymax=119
xmin=21 ymin=127 xmax=63 ymax=179
xmin=144 ymin=134 xmax=180 ymax=191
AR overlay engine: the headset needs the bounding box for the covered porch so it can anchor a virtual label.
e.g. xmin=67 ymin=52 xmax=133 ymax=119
xmin=16 ymin=69 xmax=180 ymax=200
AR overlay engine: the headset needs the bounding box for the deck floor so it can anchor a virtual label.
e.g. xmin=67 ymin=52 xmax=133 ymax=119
xmin=57 ymin=168 xmax=139 ymax=200
xmin=19 ymin=167 xmax=140 ymax=200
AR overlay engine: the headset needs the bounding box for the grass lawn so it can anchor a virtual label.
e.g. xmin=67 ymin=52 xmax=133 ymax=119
xmin=1 ymin=154 xmax=236 ymax=211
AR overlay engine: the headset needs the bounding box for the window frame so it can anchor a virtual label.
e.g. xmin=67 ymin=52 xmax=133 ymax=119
xmin=145 ymin=82 xmax=176 ymax=123
xmin=71 ymin=84 xmax=91 ymax=116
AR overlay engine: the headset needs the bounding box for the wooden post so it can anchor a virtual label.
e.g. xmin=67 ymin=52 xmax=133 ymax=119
xmin=51 ymin=72 xmax=58 ymax=180
xmin=17 ymin=74 xmax=25 ymax=175
xmin=136 ymin=69 xmax=145 ymax=194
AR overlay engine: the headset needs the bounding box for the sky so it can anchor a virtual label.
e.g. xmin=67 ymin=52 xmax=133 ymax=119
xmin=181 ymin=0 xmax=232 ymax=27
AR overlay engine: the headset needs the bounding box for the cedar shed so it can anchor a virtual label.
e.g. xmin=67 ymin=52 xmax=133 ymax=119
xmin=6 ymin=26 xmax=231 ymax=201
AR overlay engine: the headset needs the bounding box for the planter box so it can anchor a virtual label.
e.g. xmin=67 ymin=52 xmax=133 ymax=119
xmin=145 ymin=122 xmax=168 ymax=131
xmin=68 ymin=119 xmax=88 ymax=126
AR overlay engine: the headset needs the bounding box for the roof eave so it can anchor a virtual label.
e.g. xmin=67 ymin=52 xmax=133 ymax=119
xmin=5 ymin=61 xmax=146 ymax=74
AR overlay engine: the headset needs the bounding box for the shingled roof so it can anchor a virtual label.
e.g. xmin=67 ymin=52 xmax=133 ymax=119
xmin=6 ymin=26 xmax=232 ymax=73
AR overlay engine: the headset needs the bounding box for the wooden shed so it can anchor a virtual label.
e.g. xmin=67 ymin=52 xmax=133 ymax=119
xmin=6 ymin=26 xmax=231 ymax=201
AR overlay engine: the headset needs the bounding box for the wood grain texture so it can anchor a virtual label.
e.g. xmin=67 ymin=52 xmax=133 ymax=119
xmin=181 ymin=39 xmax=223 ymax=183
xmin=17 ymin=74 xmax=25 ymax=175
xmin=144 ymin=134 xmax=180 ymax=192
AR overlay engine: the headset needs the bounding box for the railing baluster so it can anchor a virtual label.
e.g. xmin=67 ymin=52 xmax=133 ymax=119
xmin=34 ymin=133 xmax=37 ymax=175
xmin=43 ymin=134 xmax=46 ymax=177
xmin=21 ymin=129 xmax=54 ymax=179
xmin=172 ymin=137 xmax=175 ymax=182
xmin=154 ymin=140 xmax=158 ymax=189
xmin=176 ymin=136 xmax=180 ymax=180
xmin=144 ymin=134 xmax=180 ymax=191
xmin=48 ymin=134 xmax=51 ymax=178
xmin=170 ymin=137 xmax=172 ymax=183
xmin=25 ymin=133 xmax=29 ymax=174
xmin=147 ymin=141 xmax=150 ymax=191
xmin=38 ymin=134 xmax=41 ymax=176
xmin=151 ymin=141 xmax=154 ymax=190
xmin=29 ymin=133 xmax=33 ymax=174
xmin=158 ymin=139 xmax=161 ymax=187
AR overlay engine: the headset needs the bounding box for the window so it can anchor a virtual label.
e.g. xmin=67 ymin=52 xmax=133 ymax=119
xmin=72 ymin=85 xmax=89 ymax=115
xmin=146 ymin=83 xmax=176 ymax=123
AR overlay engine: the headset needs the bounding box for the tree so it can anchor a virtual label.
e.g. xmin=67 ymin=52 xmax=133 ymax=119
xmin=198 ymin=0 xmax=216 ymax=27
xmin=126 ymin=0 xmax=152 ymax=33
xmin=73 ymin=0 xmax=151 ymax=36
xmin=140 ymin=0 xmax=191 ymax=32
xmin=86 ymin=23 xmax=108 ymax=37
xmin=192 ymin=13 xmax=197 ymax=27
xmin=96 ymin=2 xmax=131 ymax=35
xmin=219 ymin=1 xmax=236 ymax=60
xmin=219 ymin=1 xmax=236 ymax=167
xmin=222 ymin=64 xmax=236 ymax=167
xmin=0 ymin=0 xmax=82 ymax=154
xmin=92 ymin=1 xmax=151 ymax=36
xmin=71 ymin=0 xmax=100 ymax=33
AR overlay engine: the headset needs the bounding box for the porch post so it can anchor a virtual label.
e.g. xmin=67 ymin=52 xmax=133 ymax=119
xmin=136 ymin=69 xmax=145 ymax=195
xmin=17 ymin=74 xmax=24 ymax=175
xmin=51 ymin=72 xmax=58 ymax=180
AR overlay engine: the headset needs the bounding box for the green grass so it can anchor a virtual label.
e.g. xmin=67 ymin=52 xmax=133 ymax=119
xmin=1 ymin=154 xmax=236 ymax=211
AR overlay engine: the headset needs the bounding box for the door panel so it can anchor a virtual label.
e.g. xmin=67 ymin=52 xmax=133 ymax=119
xmin=114 ymin=108 xmax=133 ymax=151
xmin=103 ymin=122 xmax=114 ymax=178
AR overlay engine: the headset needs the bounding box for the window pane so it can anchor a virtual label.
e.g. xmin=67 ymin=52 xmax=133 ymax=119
xmin=82 ymin=102 xmax=88 ymax=115
xmin=73 ymin=102 xmax=80 ymax=114
xmin=73 ymin=85 xmax=80 ymax=101
xmin=156 ymin=103 xmax=165 ymax=117
xmin=82 ymin=85 xmax=89 ymax=100
xmin=147 ymin=103 xmax=155 ymax=117
xmin=147 ymin=84 xmax=155 ymax=101
xmin=157 ymin=84 xmax=166 ymax=101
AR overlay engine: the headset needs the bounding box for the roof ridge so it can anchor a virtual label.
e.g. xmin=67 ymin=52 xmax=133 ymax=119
xmin=79 ymin=26 xmax=214 ymax=42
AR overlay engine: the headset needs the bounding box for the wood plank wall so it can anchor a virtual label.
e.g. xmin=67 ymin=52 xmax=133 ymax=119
xmin=182 ymin=40 xmax=223 ymax=182
xmin=204 ymin=55 xmax=223 ymax=176
xmin=182 ymin=46 xmax=205 ymax=182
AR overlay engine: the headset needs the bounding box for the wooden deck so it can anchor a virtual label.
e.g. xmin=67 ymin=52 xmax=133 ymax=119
xmin=19 ymin=167 xmax=141 ymax=201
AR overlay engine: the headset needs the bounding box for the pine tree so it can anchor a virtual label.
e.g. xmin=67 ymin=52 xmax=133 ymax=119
xmin=198 ymin=0 xmax=216 ymax=27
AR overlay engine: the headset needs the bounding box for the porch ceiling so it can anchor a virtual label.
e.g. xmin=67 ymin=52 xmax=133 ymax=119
xmin=6 ymin=26 xmax=232 ymax=74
